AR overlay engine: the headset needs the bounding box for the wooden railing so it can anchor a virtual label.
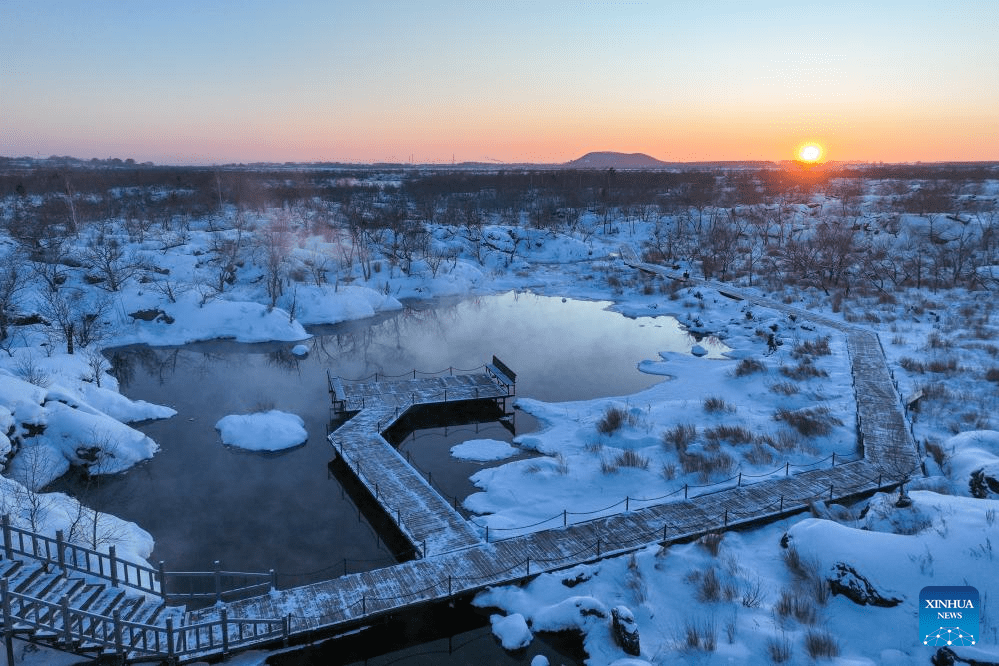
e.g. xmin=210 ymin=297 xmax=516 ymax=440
xmin=2 ymin=515 xmax=274 ymax=604
xmin=0 ymin=578 xmax=286 ymax=660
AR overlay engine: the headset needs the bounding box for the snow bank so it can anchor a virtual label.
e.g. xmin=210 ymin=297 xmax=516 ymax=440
xmin=280 ymin=284 xmax=402 ymax=326
xmin=215 ymin=410 xmax=307 ymax=452
xmin=944 ymin=430 xmax=999 ymax=497
xmin=113 ymin=291 xmax=309 ymax=346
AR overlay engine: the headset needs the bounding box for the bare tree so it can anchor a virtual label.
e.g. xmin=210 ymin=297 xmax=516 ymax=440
xmin=0 ymin=248 xmax=28 ymax=344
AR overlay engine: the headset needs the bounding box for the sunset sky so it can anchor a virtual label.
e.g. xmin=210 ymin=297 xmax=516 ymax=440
xmin=2 ymin=1 xmax=996 ymax=165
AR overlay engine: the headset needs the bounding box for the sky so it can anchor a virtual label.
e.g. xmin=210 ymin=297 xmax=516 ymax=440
xmin=1 ymin=0 xmax=997 ymax=165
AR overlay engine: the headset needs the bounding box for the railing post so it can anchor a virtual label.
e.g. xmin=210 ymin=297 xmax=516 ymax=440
xmin=270 ymin=569 xmax=277 ymax=592
xmin=109 ymin=545 xmax=119 ymax=588
xmin=159 ymin=561 xmax=168 ymax=600
xmin=596 ymin=538 xmax=601 ymax=557
xmin=737 ymin=472 xmax=742 ymax=487
xmin=61 ymin=593 xmax=72 ymax=647
xmin=526 ymin=557 xmax=530 ymax=575
xmin=684 ymin=484 xmax=688 ymax=499
xmin=284 ymin=614 xmax=291 ymax=646
xmin=221 ymin=606 xmax=230 ymax=655
xmin=485 ymin=526 xmax=489 ymax=542
xmin=724 ymin=509 xmax=728 ymax=527
xmin=831 ymin=452 xmax=836 ymax=467
xmin=113 ymin=609 xmax=123 ymax=656
xmin=214 ymin=560 xmax=222 ymax=604
xmin=780 ymin=495 xmax=784 ymax=512
xmin=785 ymin=462 xmax=790 ymax=476
xmin=448 ymin=575 xmax=452 ymax=596
xmin=2 ymin=580 xmax=14 ymax=666
xmin=362 ymin=595 xmax=366 ymax=614
xmin=829 ymin=484 xmax=834 ymax=500
xmin=625 ymin=496 xmax=630 ymax=511
xmin=422 ymin=540 xmax=426 ymax=559
xmin=56 ymin=530 xmax=66 ymax=573
xmin=2 ymin=515 xmax=11 ymax=559
xmin=563 ymin=510 xmax=567 ymax=527
xmin=166 ymin=617 xmax=176 ymax=657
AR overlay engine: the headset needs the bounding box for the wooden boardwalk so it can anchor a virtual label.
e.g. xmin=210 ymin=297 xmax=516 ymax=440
xmin=4 ymin=261 xmax=922 ymax=663
xmin=193 ymin=261 xmax=921 ymax=658
xmin=327 ymin=368 xmax=515 ymax=556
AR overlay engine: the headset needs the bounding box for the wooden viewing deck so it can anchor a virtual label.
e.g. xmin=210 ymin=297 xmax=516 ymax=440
xmin=3 ymin=260 xmax=922 ymax=663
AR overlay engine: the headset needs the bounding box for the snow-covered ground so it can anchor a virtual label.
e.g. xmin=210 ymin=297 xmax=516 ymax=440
xmin=1 ymin=171 xmax=997 ymax=664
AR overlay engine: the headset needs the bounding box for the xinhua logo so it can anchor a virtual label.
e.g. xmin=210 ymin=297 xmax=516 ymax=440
xmin=920 ymin=586 xmax=979 ymax=647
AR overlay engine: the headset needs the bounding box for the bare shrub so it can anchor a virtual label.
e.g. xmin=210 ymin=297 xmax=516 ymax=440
xmin=663 ymin=423 xmax=697 ymax=453
xmin=14 ymin=356 xmax=51 ymax=388
xmin=791 ymin=336 xmax=831 ymax=358
xmin=742 ymin=578 xmax=765 ymax=608
xmin=769 ymin=381 xmax=799 ymax=396
xmin=614 ymin=449 xmax=649 ymax=470
xmin=704 ymin=424 xmax=753 ymax=446
xmin=926 ymin=331 xmax=947 ymax=349
xmin=734 ymin=357 xmax=765 ymax=376
xmin=804 ymin=629 xmax=839 ymax=658
xmin=774 ymin=407 xmax=841 ymax=437
xmin=703 ymin=396 xmax=733 ymax=413
xmin=662 ymin=462 xmax=677 ymax=480
xmin=984 ymin=367 xmax=999 ymax=383
xmin=600 ymin=458 xmax=617 ymax=474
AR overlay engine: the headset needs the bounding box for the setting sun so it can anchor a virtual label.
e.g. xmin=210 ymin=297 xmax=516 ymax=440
xmin=798 ymin=143 xmax=823 ymax=162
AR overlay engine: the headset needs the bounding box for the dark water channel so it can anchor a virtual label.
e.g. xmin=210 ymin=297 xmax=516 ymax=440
xmin=49 ymin=291 xmax=720 ymax=663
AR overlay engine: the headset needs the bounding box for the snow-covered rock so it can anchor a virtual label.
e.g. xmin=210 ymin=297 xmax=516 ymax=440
xmin=490 ymin=612 xmax=533 ymax=650
xmin=215 ymin=410 xmax=307 ymax=452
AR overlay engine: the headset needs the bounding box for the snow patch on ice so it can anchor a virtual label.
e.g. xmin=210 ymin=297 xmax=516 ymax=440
xmin=451 ymin=439 xmax=518 ymax=462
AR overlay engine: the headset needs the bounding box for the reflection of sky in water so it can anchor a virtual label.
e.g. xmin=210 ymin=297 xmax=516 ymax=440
xmin=79 ymin=291 xmax=728 ymax=581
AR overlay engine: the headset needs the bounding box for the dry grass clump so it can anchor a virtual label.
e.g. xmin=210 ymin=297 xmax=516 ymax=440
xmin=596 ymin=405 xmax=637 ymax=435
xmin=774 ymin=406 xmax=841 ymax=437
xmin=699 ymin=532 xmax=724 ymax=557
xmin=614 ymin=449 xmax=650 ymax=470
xmin=768 ymin=381 xmax=799 ymax=396
xmin=986 ymin=367 xmax=999 ymax=383
xmin=804 ymin=629 xmax=839 ymax=659
xmin=703 ymin=396 xmax=734 ymax=413
xmin=683 ymin=618 xmax=717 ymax=652
xmin=924 ymin=439 xmax=948 ymax=467
xmin=779 ymin=358 xmax=828 ymax=380
xmin=767 ymin=635 xmax=793 ymax=663
xmin=791 ymin=336 xmax=831 ymax=358
xmin=774 ymin=589 xmax=817 ymax=624
xmin=926 ymin=356 xmax=958 ymax=373
xmin=680 ymin=450 xmax=736 ymax=481
xmin=899 ymin=357 xmax=925 ymax=373
xmin=734 ymin=357 xmax=766 ymax=376
xmin=743 ymin=441 xmax=776 ymax=465
xmin=704 ymin=424 xmax=754 ymax=446
xmin=663 ymin=423 xmax=697 ymax=453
